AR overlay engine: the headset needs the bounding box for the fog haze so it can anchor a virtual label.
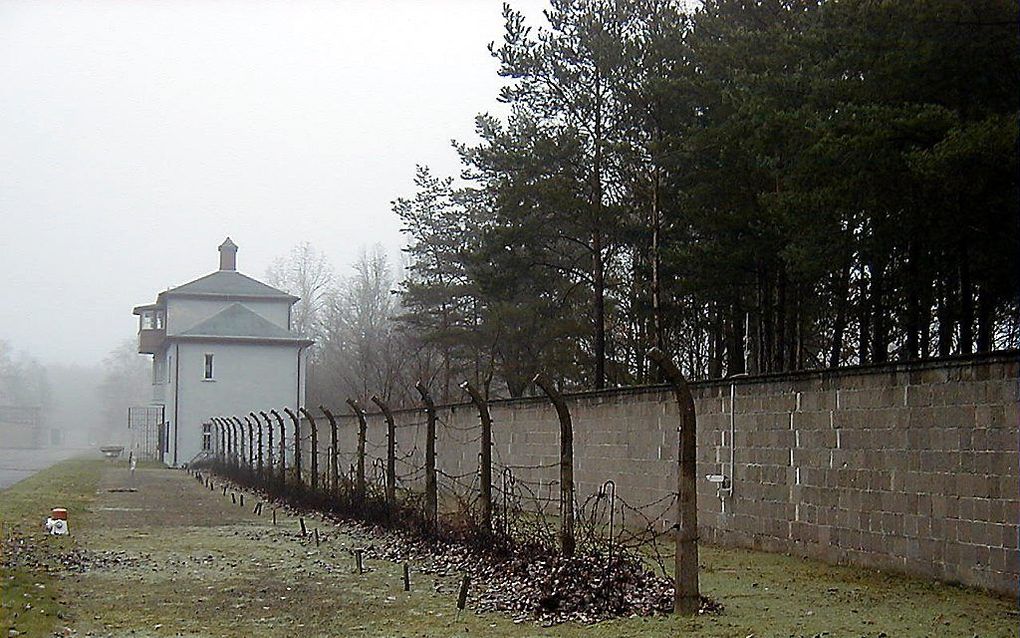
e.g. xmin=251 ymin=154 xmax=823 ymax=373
xmin=0 ymin=0 xmax=542 ymax=366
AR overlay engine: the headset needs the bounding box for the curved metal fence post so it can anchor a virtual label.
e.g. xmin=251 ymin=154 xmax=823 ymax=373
xmin=220 ymin=417 xmax=230 ymax=466
xmin=346 ymin=399 xmax=367 ymax=504
xmin=244 ymin=416 xmax=255 ymax=470
xmin=211 ymin=418 xmax=221 ymax=464
xmin=371 ymin=396 xmax=396 ymax=506
xmin=233 ymin=416 xmax=246 ymax=470
xmin=283 ymin=408 xmax=302 ymax=488
xmin=320 ymin=407 xmax=339 ymax=494
xmin=261 ymin=411 xmax=273 ymax=483
xmin=533 ymin=373 xmax=575 ymax=558
xmin=299 ymin=408 xmax=319 ymax=491
xmin=647 ymin=347 xmax=700 ymax=616
xmin=414 ymin=382 xmax=438 ymax=531
xmin=251 ymin=412 xmax=263 ymax=479
xmin=271 ymin=410 xmax=287 ymax=485
xmin=222 ymin=418 xmax=232 ymax=467
xmin=460 ymin=381 xmax=493 ymax=533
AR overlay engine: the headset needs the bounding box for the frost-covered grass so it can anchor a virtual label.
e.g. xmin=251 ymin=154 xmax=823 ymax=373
xmin=3 ymin=461 xmax=1017 ymax=637
xmin=1 ymin=458 xmax=104 ymax=637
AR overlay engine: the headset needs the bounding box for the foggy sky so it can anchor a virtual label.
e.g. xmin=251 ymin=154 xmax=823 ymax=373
xmin=0 ymin=0 xmax=545 ymax=366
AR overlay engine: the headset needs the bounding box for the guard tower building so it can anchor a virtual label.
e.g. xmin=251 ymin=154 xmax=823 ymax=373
xmin=133 ymin=238 xmax=312 ymax=466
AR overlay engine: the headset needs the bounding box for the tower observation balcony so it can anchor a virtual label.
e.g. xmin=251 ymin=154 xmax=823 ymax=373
xmin=133 ymin=305 xmax=166 ymax=354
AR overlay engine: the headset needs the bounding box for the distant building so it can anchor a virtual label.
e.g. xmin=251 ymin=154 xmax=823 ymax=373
xmin=0 ymin=405 xmax=55 ymax=448
xmin=133 ymin=238 xmax=312 ymax=466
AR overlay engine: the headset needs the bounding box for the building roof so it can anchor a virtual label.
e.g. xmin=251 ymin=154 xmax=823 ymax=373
xmin=176 ymin=303 xmax=310 ymax=344
xmin=161 ymin=270 xmax=297 ymax=301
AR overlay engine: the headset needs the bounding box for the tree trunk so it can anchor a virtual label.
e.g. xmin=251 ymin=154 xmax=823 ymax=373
xmin=708 ymin=304 xmax=724 ymax=379
xmin=859 ymin=261 xmax=872 ymax=365
xmin=959 ymin=250 xmax=974 ymax=355
xmin=905 ymin=241 xmax=920 ymax=360
xmin=651 ymin=165 xmax=664 ymax=355
xmin=592 ymin=69 xmax=607 ymax=390
xmin=725 ymin=305 xmax=746 ymax=376
xmin=976 ymin=284 xmax=994 ymax=352
xmin=776 ymin=268 xmax=787 ymax=372
xmin=937 ymin=270 xmax=954 ymax=356
xmin=830 ymin=261 xmax=850 ymax=368
xmin=870 ymin=261 xmax=888 ymax=364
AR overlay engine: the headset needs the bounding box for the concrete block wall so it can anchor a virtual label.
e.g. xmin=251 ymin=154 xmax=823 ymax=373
xmin=305 ymin=352 xmax=1018 ymax=595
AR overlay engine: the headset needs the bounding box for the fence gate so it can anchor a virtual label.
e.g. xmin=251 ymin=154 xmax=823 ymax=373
xmin=128 ymin=405 xmax=165 ymax=461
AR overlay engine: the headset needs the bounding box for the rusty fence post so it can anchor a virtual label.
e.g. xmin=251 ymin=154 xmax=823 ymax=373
xmin=346 ymin=399 xmax=367 ymax=503
xmin=414 ymin=382 xmax=438 ymax=530
xmin=251 ymin=412 xmax=263 ymax=480
xmin=261 ymin=411 xmax=273 ymax=485
xmin=647 ymin=347 xmax=700 ymax=616
xmin=533 ymin=373 xmax=575 ymax=558
xmin=271 ymin=410 xmax=286 ymax=486
xmin=321 ymin=407 xmax=339 ymax=494
xmin=461 ymin=381 xmax=493 ymax=533
xmin=371 ymin=396 xmax=396 ymax=506
xmin=299 ymin=408 xmax=319 ymax=491
xmin=283 ymin=408 xmax=302 ymax=488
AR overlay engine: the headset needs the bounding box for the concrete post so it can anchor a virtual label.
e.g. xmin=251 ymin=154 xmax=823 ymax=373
xmin=320 ymin=407 xmax=339 ymax=494
xmin=260 ymin=411 xmax=273 ymax=482
xmin=533 ymin=373 xmax=575 ymax=558
xmin=244 ymin=416 xmax=255 ymax=469
xmin=299 ymin=408 xmax=319 ymax=491
xmin=271 ymin=410 xmax=286 ymax=486
xmin=346 ymin=399 xmax=367 ymax=504
xmin=251 ymin=412 xmax=263 ymax=479
xmin=283 ymin=408 xmax=301 ymax=487
xmin=233 ymin=416 xmax=246 ymax=470
xmin=370 ymin=396 xmax=396 ymax=505
xmin=647 ymin=347 xmax=700 ymax=616
xmin=461 ymin=381 xmax=493 ymax=533
xmin=414 ymin=382 xmax=438 ymax=530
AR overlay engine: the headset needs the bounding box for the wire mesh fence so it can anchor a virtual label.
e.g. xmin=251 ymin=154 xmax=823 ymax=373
xmin=196 ymin=349 xmax=700 ymax=615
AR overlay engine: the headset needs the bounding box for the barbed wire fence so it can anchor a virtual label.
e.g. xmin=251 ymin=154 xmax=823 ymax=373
xmin=197 ymin=348 xmax=701 ymax=616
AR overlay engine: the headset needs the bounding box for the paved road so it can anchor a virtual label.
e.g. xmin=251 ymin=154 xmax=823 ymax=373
xmin=0 ymin=447 xmax=91 ymax=490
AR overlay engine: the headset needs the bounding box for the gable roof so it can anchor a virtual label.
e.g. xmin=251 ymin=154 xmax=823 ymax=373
xmin=177 ymin=303 xmax=310 ymax=344
xmin=161 ymin=270 xmax=297 ymax=301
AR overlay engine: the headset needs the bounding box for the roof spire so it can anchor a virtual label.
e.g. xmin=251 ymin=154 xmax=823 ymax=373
xmin=218 ymin=237 xmax=238 ymax=271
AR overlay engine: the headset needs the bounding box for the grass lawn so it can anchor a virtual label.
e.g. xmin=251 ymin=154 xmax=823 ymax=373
xmin=1 ymin=458 xmax=104 ymax=637
xmin=2 ymin=460 xmax=1017 ymax=637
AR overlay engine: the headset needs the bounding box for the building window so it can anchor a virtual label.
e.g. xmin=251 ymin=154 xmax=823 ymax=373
xmin=203 ymin=353 xmax=214 ymax=380
xmin=141 ymin=310 xmax=165 ymax=330
xmin=202 ymin=422 xmax=212 ymax=451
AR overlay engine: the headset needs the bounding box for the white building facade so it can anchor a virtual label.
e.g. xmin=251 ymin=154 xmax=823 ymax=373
xmin=134 ymin=238 xmax=312 ymax=466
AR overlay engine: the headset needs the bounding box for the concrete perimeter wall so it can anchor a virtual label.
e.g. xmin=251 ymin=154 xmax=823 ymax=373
xmin=310 ymin=353 xmax=1019 ymax=595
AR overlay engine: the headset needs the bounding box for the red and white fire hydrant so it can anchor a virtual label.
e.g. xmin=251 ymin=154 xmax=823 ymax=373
xmin=45 ymin=508 xmax=68 ymax=535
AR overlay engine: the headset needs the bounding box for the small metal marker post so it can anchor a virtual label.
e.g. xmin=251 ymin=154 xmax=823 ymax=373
xmin=299 ymin=517 xmax=307 ymax=536
xmin=457 ymin=574 xmax=470 ymax=616
xmin=314 ymin=528 xmax=320 ymax=547
xmin=354 ymin=549 xmax=365 ymax=574
xmin=403 ymin=563 xmax=410 ymax=591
